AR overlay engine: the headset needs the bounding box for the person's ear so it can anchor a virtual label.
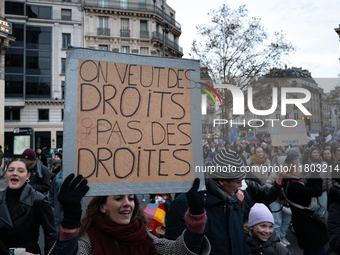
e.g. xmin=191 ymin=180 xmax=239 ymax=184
xmin=26 ymin=172 xmax=31 ymax=180
xmin=218 ymin=180 xmax=224 ymax=186
xmin=100 ymin=204 xmax=107 ymax=214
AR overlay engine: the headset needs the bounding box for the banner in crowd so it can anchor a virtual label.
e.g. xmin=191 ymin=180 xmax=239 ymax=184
xmin=332 ymin=135 xmax=340 ymax=141
xmin=248 ymin=134 xmax=254 ymax=143
xmin=316 ymin=136 xmax=325 ymax=142
xmin=335 ymin=130 xmax=340 ymax=136
xmin=309 ymin=131 xmax=319 ymax=140
xmin=324 ymin=125 xmax=335 ymax=134
xmin=269 ymin=119 xmax=308 ymax=146
xmin=63 ymin=47 xmax=203 ymax=196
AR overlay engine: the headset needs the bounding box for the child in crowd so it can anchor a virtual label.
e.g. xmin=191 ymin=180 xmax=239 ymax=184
xmin=246 ymin=203 xmax=291 ymax=255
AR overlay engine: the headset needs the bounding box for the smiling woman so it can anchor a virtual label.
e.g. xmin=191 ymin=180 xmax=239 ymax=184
xmin=55 ymin=174 xmax=211 ymax=255
xmin=0 ymin=158 xmax=57 ymax=254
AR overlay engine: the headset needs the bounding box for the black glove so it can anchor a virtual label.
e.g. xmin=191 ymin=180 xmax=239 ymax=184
xmin=307 ymin=141 xmax=314 ymax=148
xmin=186 ymin=178 xmax=204 ymax=215
xmin=58 ymin=174 xmax=89 ymax=229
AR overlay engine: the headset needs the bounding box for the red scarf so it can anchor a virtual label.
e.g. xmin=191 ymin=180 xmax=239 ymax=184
xmin=87 ymin=216 xmax=159 ymax=255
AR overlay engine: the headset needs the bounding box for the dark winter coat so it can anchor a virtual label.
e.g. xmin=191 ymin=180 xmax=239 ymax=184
xmin=165 ymin=192 xmax=248 ymax=255
xmin=0 ymin=184 xmax=57 ymax=254
xmin=29 ymin=163 xmax=51 ymax=195
xmin=246 ymin=231 xmax=291 ymax=255
xmin=242 ymin=180 xmax=281 ymax=223
xmin=283 ymin=175 xmax=327 ymax=251
xmin=328 ymin=185 xmax=340 ymax=254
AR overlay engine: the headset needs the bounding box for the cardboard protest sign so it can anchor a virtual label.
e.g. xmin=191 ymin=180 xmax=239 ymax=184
xmin=63 ymin=47 xmax=203 ymax=196
xmin=269 ymin=119 xmax=308 ymax=146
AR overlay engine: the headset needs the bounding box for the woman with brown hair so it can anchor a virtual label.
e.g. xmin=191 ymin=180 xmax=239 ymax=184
xmin=55 ymin=174 xmax=210 ymax=255
xmin=0 ymin=158 xmax=57 ymax=254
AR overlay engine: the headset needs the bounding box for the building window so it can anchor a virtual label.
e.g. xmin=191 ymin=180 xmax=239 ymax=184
xmin=99 ymin=45 xmax=108 ymax=51
xmin=140 ymin=20 xmax=148 ymax=38
xmin=285 ymin=113 xmax=289 ymax=119
xmin=61 ymin=9 xmax=72 ymax=21
xmin=202 ymin=126 xmax=206 ymax=133
xmin=120 ymin=0 xmax=127 ymax=9
xmin=98 ymin=17 xmax=110 ymax=35
xmin=140 ymin=47 xmax=148 ymax=55
xmin=209 ymin=126 xmax=213 ymax=133
xmin=61 ymin=58 xmax=66 ymax=74
xmin=121 ymin=46 xmax=129 ymax=53
xmin=61 ymin=109 xmax=64 ymax=121
xmin=121 ymin=19 xmax=130 ymax=37
xmin=38 ymin=109 xmax=49 ymax=121
xmin=294 ymin=113 xmax=298 ymax=119
xmin=62 ymin=0 xmax=71 ymax=2
xmin=139 ymin=0 xmax=146 ymax=9
xmin=62 ymin=33 xmax=71 ymax=49
xmin=5 ymin=1 xmax=25 ymax=15
xmin=61 ymin=80 xmax=65 ymax=99
xmin=275 ymin=114 xmax=280 ymax=119
xmin=5 ymin=24 xmax=52 ymax=99
xmin=98 ymin=0 xmax=108 ymax=8
xmin=27 ymin=5 xmax=52 ymax=19
xmin=5 ymin=109 xmax=20 ymax=121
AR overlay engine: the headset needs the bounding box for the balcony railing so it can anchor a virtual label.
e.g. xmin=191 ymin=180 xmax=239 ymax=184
xmin=84 ymin=0 xmax=181 ymax=30
xmin=152 ymin=31 xmax=183 ymax=53
xmin=140 ymin=30 xmax=149 ymax=38
xmin=120 ymin=29 xmax=130 ymax=37
xmin=97 ymin=27 xmax=110 ymax=36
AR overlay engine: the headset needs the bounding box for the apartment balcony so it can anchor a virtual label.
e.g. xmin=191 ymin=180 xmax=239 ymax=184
xmin=120 ymin=29 xmax=130 ymax=37
xmin=140 ymin=30 xmax=149 ymax=39
xmin=151 ymin=31 xmax=183 ymax=53
xmin=97 ymin=27 xmax=110 ymax=36
xmin=84 ymin=0 xmax=181 ymax=31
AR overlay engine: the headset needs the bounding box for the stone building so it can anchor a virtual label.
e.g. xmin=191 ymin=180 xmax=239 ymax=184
xmin=0 ymin=0 xmax=15 ymax=150
xmin=3 ymin=0 xmax=182 ymax=158
xmin=82 ymin=0 xmax=183 ymax=57
xmin=4 ymin=0 xmax=83 ymax=157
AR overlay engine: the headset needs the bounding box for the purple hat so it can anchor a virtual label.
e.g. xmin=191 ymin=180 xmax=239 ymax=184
xmin=21 ymin=148 xmax=36 ymax=161
xmin=248 ymin=203 xmax=274 ymax=227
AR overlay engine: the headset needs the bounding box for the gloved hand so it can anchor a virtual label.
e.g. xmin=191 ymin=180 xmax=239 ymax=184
xmin=186 ymin=178 xmax=204 ymax=215
xmin=58 ymin=174 xmax=89 ymax=229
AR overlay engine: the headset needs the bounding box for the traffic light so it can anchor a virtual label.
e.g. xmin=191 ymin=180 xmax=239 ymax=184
xmin=301 ymin=116 xmax=311 ymax=125
xmin=248 ymin=128 xmax=252 ymax=132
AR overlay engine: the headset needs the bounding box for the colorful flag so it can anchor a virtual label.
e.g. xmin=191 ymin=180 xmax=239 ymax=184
xmin=330 ymin=109 xmax=338 ymax=115
xmin=229 ymin=124 xmax=237 ymax=143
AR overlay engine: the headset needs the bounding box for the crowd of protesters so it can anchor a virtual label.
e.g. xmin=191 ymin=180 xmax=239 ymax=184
xmin=0 ymin=137 xmax=340 ymax=254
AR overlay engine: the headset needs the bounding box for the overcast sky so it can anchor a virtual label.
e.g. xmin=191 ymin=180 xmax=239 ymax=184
xmin=169 ymin=0 xmax=340 ymax=92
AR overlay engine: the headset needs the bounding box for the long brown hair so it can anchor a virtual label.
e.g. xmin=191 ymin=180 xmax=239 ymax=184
xmin=6 ymin=158 xmax=31 ymax=173
xmin=79 ymin=194 xmax=148 ymax=237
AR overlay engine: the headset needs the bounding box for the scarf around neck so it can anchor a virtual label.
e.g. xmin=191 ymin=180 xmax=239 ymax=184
xmin=205 ymin=177 xmax=237 ymax=203
xmin=251 ymin=154 xmax=266 ymax=164
xmin=87 ymin=216 xmax=158 ymax=255
xmin=30 ymin=159 xmax=43 ymax=179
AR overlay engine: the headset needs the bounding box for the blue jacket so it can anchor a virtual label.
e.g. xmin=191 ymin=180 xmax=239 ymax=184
xmin=165 ymin=192 xmax=248 ymax=255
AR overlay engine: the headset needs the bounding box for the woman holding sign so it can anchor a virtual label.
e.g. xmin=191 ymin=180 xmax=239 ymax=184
xmin=55 ymin=174 xmax=210 ymax=255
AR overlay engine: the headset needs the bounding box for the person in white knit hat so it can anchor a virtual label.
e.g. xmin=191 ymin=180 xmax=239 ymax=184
xmin=246 ymin=203 xmax=291 ymax=255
